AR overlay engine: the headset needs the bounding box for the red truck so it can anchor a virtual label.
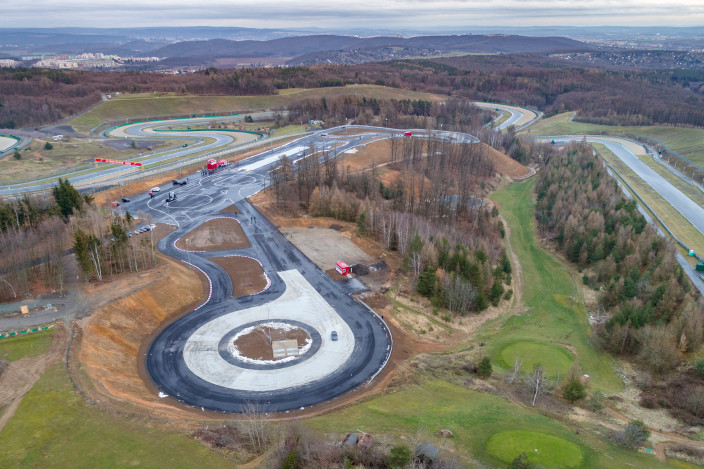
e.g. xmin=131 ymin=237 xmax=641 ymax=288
xmin=207 ymin=159 xmax=218 ymax=172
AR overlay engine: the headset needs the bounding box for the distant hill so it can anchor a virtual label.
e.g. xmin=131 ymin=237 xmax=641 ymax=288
xmin=152 ymin=34 xmax=590 ymax=64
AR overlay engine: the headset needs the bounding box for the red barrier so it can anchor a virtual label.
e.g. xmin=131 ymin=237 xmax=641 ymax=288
xmin=95 ymin=158 xmax=142 ymax=167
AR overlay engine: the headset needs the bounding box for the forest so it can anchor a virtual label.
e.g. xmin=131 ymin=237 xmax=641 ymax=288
xmin=268 ymin=94 xmax=550 ymax=314
xmin=0 ymin=180 xmax=158 ymax=302
xmin=1 ymin=52 xmax=703 ymax=129
xmin=535 ymin=144 xmax=701 ymax=374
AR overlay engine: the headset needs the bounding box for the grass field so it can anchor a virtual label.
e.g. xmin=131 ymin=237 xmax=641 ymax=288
xmin=528 ymin=112 xmax=704 ymax=167
xmin=488 ymin=179 xmax=623 ymax=392
xmin=594 ymin=143 xmax=704 ymax=258
xmin=308 ymin=380 xmax=668 ymax=468
xmin=0 ymin=364 xmax=228 ymax=469
xmin=68 ymin=85 xmax=447 ymax=134
xmin=0 ymin=330 xmax=54 ymax=362
xmin=496 ymin=339 xmax=575 ymax=377
xmin=487 ymin=429 xmax=584 ymax=467
xmin=0 ymin=138 xmax=183 ymax=186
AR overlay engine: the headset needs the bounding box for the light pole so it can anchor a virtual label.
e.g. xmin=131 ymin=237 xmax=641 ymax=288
xmin=185 ymin=238 xmax=191 ymax=269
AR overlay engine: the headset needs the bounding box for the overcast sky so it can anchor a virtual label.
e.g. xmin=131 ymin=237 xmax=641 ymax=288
xmin=1 ymin=0 xmax=703 ymax=29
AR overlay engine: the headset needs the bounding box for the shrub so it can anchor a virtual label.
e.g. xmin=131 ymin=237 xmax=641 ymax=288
xmin=477 ymin=357 xmax=493 ymax=378
xmin=694 ymin=358 xmax=704 ymax=377
xmin=13 ymin=150 xmax=21 ymax=160
xmin=44 ymin=141 xmax=53 ymax=150
xmin=281 ymin=450 xmax=298 ymax=469
xmin=587 ymin=391 xmax=605 ymax=413
xmin=387 ymin=444 xmax=412 ymax=468
xmin=562 ymin=376 xmax=587 ymax=403
xmin=508 ymin=452 xmax=536 ymax=469
xmin=611 ymin=420 xmax=650 ymax=448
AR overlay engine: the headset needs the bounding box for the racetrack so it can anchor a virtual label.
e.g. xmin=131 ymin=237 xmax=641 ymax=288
xmin=147 ymin=206 xmax=391 ymax=413
xmin=135 ymin=123 xmax=482 ymax=412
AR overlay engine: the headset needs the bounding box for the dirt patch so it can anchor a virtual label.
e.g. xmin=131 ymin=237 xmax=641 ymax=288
xmin=639 ymin=372 xmax=704 ymax=427
xmin=210 ymin=256 xmax=268 ymax=297
xmin=232 ymin=324 xmax=310 ymax=361
xmin=480 ymin=144 xmax=531 ymax=179
xmin=220 ymin=204 xmax=240 ymax=214
xmin=75 ymin=255 xmax=214 ymax=422
xmin=338 ymin=139 xmax=393 ymax=173
xmin=175 ymin=218 xmax=249 ymax=251
xmin=284 ymin=226 xmax=372 ymax=271
xmin=0 ymin=323 xmax=69 ymax=433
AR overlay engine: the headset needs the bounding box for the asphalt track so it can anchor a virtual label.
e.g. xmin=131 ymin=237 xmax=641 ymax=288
xmin=544 ymin=136 xmax=704 ymax=237
xmin=131 ymin=124 xmax=479 ymax=413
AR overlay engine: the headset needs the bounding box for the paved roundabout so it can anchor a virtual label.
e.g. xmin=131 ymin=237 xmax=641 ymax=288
xmin=146 ymin=206 xmax=392 ymax=413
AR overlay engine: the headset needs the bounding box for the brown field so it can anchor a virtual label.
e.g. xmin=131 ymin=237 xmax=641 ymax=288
xmin=175 ymin=218 xmax=249 ymax=251
xmin=210 ymin=256 xmax=268 ymax=296
xmin=284 ymin=226 xmax=373 ymax=271
xmin=76 ymin=255 xmax=213 ymax=421
xmin=232 ymin=325 xmax=309 ymax=361
xmin=480 ymin=143 xmax=532 ymax=179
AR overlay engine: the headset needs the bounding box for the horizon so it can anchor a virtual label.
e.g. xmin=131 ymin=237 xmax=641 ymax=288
xmin=2 ymin=1 xmax=704 ymax=30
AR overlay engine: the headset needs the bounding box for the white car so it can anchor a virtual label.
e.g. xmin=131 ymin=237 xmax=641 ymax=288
xmin=149 ymin=223 xmax=156 ymax=230
xmin=151 ymin=187 xmax=160 ymax=192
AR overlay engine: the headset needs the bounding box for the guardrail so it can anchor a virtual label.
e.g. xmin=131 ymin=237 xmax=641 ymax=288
xmin=0 ymin=323 xmax=53 ymax=339
xmin=594 ymin=147 xmax=703 ymax=263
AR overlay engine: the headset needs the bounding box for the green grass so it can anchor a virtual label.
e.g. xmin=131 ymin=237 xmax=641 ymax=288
xmin=496 ymin=339 xmax=575 ymax=377
xmin=0 ymin=330 xmax=54 ymax=362
xmin=488 ymin=179 xmax=623 ymax=392
xmin=528 ymin=112 xmax=704 ymax=167
xmin=308 ymin=380 xmax=667 ymax=468
xmin=68 ymin=85 xmax=447 ymax=134
xmin=594 ymin=143 xmax=704 ymax=258
xmin=487 ymin=429 xmax=584 ymax=468
xmin=0 ymin=364 xmax=227 ymax=468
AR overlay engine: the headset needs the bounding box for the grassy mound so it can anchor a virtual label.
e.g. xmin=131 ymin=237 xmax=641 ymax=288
xmin=496 ymin=340 xmax=575 ymax=377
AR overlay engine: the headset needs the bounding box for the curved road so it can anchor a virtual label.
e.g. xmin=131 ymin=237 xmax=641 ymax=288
xmin=132 ymin=124 xmax=479 ymax=412
xmin=544 ymin=136 xmax=704 ymax=238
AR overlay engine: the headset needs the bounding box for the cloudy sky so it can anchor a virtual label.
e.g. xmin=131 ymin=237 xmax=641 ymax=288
xmin=1 ymin=0 xmax=703 ymax=29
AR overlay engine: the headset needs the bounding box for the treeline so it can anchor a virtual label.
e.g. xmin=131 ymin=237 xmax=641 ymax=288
xmin=71 ymin=210 xmax=157 ymax=282
xmin=0 ymin=179 xmax=156 ymax=302
xmin=270 ymin=132 xmax=514 ymax=314
xmin=535 ymin=143 xmax=701 ymax=373
xmin=3 ymin=53 xmax=704 ymax=129
xmin=283 ymin=95 xmax=487 ymax=134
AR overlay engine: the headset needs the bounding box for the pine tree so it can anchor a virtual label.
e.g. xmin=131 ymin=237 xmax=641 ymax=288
xmin=477 ymin=357 xmax=493 ymax=378
xmin=562 ymin=376 xmax=587 ymax=403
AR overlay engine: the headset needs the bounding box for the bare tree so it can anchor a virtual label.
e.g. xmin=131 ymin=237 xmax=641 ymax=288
xmin=506 ymin=355 xmax=524 ymax=385
xmin=239 ymin=402 xmax=271 ymax=453
xmin=523 ymin=363 xmax=552 ymax=406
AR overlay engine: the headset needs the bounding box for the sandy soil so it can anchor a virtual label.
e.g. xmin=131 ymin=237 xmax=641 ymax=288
xmin=338 ymin=140 xmax=393 ymax=172
xmin=0 ymin=323 xmax=69 ymax=433
xmin=219 ymin=204 xmax=240 ymax=213
xmin=76 ymin=255 xmax=214 ymax=421
xmin=285 ymin=226 xmax=372 ymax=271
xmin=210 ymin=256 xmax=268 ymax=296
xmin=175 ymin=218 xmax=249 ymax=251
xmin=233 ymin=325 xmax=309 ymax=361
